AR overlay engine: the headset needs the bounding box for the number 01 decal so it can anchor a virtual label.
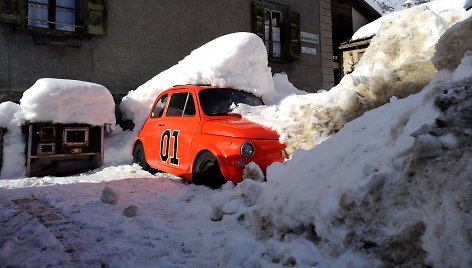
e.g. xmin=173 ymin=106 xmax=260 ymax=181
xmin=160 ymin=129 xmax=180 ymax=166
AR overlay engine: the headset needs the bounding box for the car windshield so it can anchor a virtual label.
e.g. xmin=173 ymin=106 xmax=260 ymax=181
xmin=199 ymin=88 xmax=264 ymax=116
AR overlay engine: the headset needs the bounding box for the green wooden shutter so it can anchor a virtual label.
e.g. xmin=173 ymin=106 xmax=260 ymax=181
xmin=0 ymin=0 xmax=21 ymax=24
xmin=252 ymin=0 xmax=264 ymax=40
xmin=289 ymin=11 xmax=301 ymax=60
xmin=86 ymin=0 xmax=107 ymax=35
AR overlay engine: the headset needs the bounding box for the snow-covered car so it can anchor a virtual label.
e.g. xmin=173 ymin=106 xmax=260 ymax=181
xmin=132 ymin=85 xmax=286 ymax=187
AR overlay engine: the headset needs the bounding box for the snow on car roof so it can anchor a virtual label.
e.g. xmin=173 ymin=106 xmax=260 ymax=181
xmin=119 ymin=32 xmax=277 ymax=131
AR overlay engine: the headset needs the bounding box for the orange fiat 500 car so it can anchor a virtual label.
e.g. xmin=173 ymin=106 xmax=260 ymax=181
xmin=132 ymin=85 xmax=286 ymax=188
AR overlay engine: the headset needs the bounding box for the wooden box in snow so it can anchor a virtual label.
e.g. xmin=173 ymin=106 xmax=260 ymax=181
xmin=24 ymin=123 xmax=103 ymax=177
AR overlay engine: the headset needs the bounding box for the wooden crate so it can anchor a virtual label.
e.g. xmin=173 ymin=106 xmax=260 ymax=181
xmin=24 ymin=123 xmax=104 ymax=177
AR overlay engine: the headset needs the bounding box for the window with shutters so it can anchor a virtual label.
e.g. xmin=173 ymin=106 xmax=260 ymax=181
xmin=252 ymin=0 xmax=301 ymax=62
xmin=27 ymin=0 xmax=82 ymax=32
xmin=0 ymin=0 xmax=106 ymax=37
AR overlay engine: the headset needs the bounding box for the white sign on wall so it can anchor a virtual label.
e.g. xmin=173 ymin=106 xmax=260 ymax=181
xmin=301 ymin=32 xmax=319 ymax=44
xmin=302 ymin=47 xmax=316 ymax=55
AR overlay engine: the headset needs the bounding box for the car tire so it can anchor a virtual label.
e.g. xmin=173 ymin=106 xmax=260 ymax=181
xmin=133 ymin=142 xmax=153 ymax=172
xmin=193 ymin=151 xmax=227 ymax=189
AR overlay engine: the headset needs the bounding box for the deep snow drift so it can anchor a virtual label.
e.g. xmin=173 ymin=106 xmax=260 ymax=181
xmin=215 ymin=66 xmax=472 ymax=267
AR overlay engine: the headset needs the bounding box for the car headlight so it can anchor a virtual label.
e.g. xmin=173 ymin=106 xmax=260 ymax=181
xmin=240 ymin=142 xmax=255 ymax=158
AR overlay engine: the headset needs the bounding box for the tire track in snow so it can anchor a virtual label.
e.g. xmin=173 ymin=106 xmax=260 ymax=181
xmin=9 ymin=196 xmax=105 ymax=267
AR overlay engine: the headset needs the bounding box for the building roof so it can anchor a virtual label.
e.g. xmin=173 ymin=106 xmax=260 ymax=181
xmin=359 ymin=0 xmax=383 ymax=16
xmin=352 ymin=0 xmax=383 ymax=20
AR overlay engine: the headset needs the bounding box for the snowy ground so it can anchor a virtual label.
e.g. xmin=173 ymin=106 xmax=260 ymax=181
xmin=1 ymin=0 xmax=471 ymax=267
xmin=0 ymin=166 xmax=227 ymax=267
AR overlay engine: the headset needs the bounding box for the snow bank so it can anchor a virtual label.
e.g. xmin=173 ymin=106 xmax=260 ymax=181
xmin=351 ymin=0 xmax=472 ymax=40
xmin=234 ymin=3 xmax=471 ymax=154
xmin=120 ymin=32 xmax=276 ymax=130
xmin=20 ymin=78 xmax=116 ymax=126
xmin=215 ymin=54 xmax=472 ymax=268
xmin=212 ymin=13 xmax=472 ymax=266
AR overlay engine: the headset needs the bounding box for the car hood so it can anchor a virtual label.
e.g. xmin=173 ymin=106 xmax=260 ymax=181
xmin=201 ymin=117 xmax=279 ymax=140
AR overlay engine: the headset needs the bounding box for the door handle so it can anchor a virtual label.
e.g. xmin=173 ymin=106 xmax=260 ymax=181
xmin=158 ymin=123 xmax=165 ymax=126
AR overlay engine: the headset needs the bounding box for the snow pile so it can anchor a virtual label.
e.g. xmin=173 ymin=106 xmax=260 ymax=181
xmin=20 ymin=78 xmax=116 ymax=126
xmin=272 ymin=73 xmax=307 ymax=98
xmin=0 ymin=102 xmax=26 ymax=178
xmin=212 ymin=17 xmax=472 ymax=266
xmin=351 ymin=0 xmax=472 ymax=40
xmin=216 ymin=58 xmax=472 ymax=267
xmin=120 ymin=32 xmax=276 ymax=130
xmin=102 ymin=127 xmax=136 ymax=165
xmin=0 ymin=78 xmax=116 ymax=179
xmin=234 ymin=2 xmax=471 ymax=154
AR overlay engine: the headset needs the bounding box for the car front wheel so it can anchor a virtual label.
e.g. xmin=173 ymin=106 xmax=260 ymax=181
xmin=193 ymin=151 xmax=226 ymax=189
xmin=133 ymin=142 xmax=153 ymax=172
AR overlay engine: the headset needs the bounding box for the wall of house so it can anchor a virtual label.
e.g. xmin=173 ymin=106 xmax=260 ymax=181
xmin=267 ymin=0 xmax=323 ymax=92
xmin=352 ymin=7 xmax=369 ymax=33
xmin=0 ymin=0 xmax=325 ymax=105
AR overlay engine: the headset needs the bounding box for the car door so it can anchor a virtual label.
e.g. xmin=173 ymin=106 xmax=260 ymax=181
xmin=140 ymin=93 xmax=168 ymax=167
xmin=157 ymin=91 xmax=199 ymax=172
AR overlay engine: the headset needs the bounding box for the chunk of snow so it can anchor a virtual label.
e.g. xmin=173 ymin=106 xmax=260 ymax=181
xmin=242 ymin=162 xmax=265 ymax=182
xmin=122 ymin=205 xmax=138 ymax=217
xmin=100 ymin=186 xmax=119 ymax=204
xmin=433 ymin=13 xmax=472 ymax=72
xmin=20 ymin=78 xmax=116 ymax=126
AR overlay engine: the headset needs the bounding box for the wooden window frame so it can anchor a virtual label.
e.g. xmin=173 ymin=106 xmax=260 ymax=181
xmin=0 ymin=0 xmax=107 ymax=40
xmin=252 ymin=0 xmax=301 ymax=63
xmin=26 ymin=0 xmax=84 ymax=34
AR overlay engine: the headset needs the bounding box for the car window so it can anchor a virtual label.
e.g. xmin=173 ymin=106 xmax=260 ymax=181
xmin=199 ymin=88 xmax=264 ymax=116
xmin=183 ymin=94 xmax=196 ymax=116
xmin=150 ymin=94 xmax=168 ymax=118
xmin=166 ymin=92 xmax=196 ymax=117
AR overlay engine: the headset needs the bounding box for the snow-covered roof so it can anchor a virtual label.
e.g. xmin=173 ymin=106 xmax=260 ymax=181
xmin=20 ymin=78 xmax=116 ymax=126
xmin=351 ymin=0 xmax=472 ymax=40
